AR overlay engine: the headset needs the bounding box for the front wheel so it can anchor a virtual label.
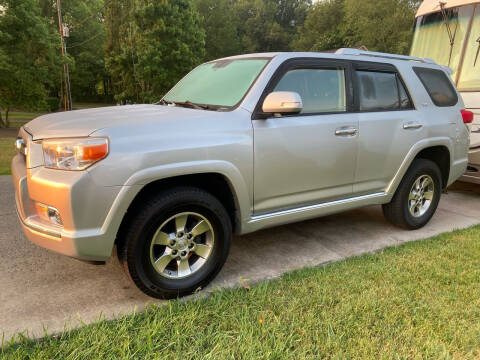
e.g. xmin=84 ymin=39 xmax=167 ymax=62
xmin=118 ymin=187 xmax=232 ymax=299
xmin=383 ymin=159 xmax=442 ymax=230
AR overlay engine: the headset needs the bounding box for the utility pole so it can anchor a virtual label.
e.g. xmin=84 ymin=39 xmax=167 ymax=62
xmin=56 ymin=0 xmax=72 ymax=111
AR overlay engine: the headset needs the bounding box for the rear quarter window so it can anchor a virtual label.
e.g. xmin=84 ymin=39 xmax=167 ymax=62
xmin=413 ymin=67 xmax=458 ymax=107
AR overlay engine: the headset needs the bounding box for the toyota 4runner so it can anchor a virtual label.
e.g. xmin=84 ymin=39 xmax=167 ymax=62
xmin=12 ymin=49 xmax=471 ymax=299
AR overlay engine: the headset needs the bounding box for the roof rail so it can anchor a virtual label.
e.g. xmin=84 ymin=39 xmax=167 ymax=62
xmin=335 ymin=48 xmax=436 ymax=64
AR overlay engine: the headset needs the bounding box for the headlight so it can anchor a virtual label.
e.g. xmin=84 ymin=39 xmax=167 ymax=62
xmin=42 ymin=137 xmax=109 ymax=170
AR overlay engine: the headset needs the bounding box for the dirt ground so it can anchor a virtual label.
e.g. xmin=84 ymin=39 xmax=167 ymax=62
xmin=0 ymin=128 xmax=20 ymax=138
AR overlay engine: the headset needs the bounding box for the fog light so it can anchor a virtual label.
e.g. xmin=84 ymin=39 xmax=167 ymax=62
xmin=35 ymin=203 xmax=63 ymax=226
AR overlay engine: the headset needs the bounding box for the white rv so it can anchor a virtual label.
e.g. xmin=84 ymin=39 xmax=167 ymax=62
xmin=411 ymin=0 xmax=480 ymax=182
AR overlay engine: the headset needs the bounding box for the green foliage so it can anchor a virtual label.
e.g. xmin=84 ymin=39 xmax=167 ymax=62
xmin=292 ymin=0 xmax=345 ymax=51
xmin=0 ymin=0 xmax=59 ymax=126
xmin=235 ymin=0 xmax=295 ymax=53
xmin=293 ymin=0 xmax=419 ymax=54
xmin=61 ymin=0 xmax=108 ymax=101
xmin=194 ymin=0 xmax=242 ymax=61
xmin=134 ymin=0 xmax=205 ymax=102
xmin=342 ymin=0 xmax=418 ymax=54
xmin=0 ymin=0 xmax=422 ymax=110
xmin=105 ymin=0 xmax=205 ymax=103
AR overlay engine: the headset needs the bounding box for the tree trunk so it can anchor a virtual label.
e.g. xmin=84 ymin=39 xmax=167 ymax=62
xmin=5 ymin=108 xmax=10 ymax=128
xmin=0 ymin=109 xmax=4 ymax=128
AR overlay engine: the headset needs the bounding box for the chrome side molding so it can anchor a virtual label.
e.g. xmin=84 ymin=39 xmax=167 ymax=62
xmin=250 ymin=192 xmax=387 ymax=223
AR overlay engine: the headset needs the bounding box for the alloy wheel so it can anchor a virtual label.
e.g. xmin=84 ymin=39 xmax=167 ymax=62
xmin=408 ymin=175 xmax=435 ymax=218
xmin=149 ymin=212 xmax=214 ymax=279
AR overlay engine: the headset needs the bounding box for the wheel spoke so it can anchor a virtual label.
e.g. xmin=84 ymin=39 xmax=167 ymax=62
xmin=194 ymin=244 xmax=211 ymax=259
xmin=155 ymin=254 xmax=173 ymax=273
xmin=424 ymin=190 xmax=434 ymax=200
xmin=153 ymin=230 xmax=171 ymax=246
xmin=414 ymin=178 xmax=421 ymax=191
xmin=409 ymin=201 xmax=417 ymax=214
xmin=175 ymin=214 xmax=188 ymax=233
xmin=177 ymin=258 xmax=191 ymax=277
xmin=409 ymin=191 xmax=416 ymax=201
xmin=190 ymin=220 xmax=210 ymax=237
xmin=421 ymin=177 xmax=431 ymax=190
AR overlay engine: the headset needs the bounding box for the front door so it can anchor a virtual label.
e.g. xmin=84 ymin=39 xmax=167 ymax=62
xmin=253 ymin=59 xmax=359 ymax=214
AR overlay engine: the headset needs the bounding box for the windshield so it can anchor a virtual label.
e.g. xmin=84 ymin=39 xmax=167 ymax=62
xmin=411 ymin=4 xmax=480 ymax=91
xmin=411 ymin=5 xmax=474 ymax=81
xmin=458 ymin=8 xmax=480 ymax=90
xmin=162 ymin=58 xmax=270 ymax=109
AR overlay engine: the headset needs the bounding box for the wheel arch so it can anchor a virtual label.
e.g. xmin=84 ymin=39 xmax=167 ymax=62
xmin=115 ymin=172 xmax=244 ymax=251
xmin=386 ymin=138 xmax=453 ymax=198
xmin=414 ymin=145 xmax=450 ymax=189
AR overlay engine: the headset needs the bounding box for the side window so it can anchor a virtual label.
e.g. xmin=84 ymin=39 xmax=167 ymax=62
xmin=413 ymin=67 xmax=458 ymax=107
xmin=356 ymin=70 xmax=413 ymax=111
xmin=398 ymin=77 xmax=413 ymax=110
xmin=273 ymin=67 xmax=346 ymax=114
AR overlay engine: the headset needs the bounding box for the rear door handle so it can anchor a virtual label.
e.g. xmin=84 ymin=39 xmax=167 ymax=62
xmin=335 ymin=127 xmax=358 ymax=136
xmin=403 ymin=122 xmax=423 ymax=130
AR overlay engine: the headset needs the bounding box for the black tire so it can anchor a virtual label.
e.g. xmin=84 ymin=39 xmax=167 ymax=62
xmin=383 ymin=159 xmax=442 ymax=230
xmin=118 ymin=186 xmax=232 ymax=299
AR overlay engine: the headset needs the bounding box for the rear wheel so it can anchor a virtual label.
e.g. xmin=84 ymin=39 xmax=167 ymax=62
xmin=383 ymin=159 xmax=442 ymax=230
xmin=118 ymin=187 xmax=232 ymax=299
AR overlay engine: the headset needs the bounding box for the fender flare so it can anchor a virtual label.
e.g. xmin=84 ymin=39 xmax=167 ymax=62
xmin=384 ymin=137 xmax=453 ymax=200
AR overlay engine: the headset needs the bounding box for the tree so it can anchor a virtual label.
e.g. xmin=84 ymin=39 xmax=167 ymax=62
xmin=105 ymin=0 xmax=205 ymax=103
xmin=342 ymin=0 xmax=418 ymax=54
xmin=61 ymin=0 xmax=108 ymax=102
xmin=0 ymin=0 xmax=59 ymax=127
xmin=105 ymin=0 xmax=135 ymax=101
xmin=194 ymin=0 xmax=242 ymax=61
xmin=234 ymin=0 xmax=289 ymax=53
xmin=292 ymin=0 xmax=345 ymax=52
xmin=274 ymin=0 xmax=311 ymax=35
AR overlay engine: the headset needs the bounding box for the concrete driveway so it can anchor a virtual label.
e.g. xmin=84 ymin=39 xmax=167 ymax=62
xmin=1 ymin=175 xmax=480 ymax=341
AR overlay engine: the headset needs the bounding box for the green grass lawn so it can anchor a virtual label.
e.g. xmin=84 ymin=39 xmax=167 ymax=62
xmin=0 ymin=138 xmax=15 ymax=175
xmin=3 ymin=226 xmax=480 ymax=359
xmin=4 ymin=105 xmax=113 ymax=129
xmin=7 ymin=112 xmax=45 ymax=121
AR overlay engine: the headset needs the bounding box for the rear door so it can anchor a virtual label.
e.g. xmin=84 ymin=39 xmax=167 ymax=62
xmin=352 ymin=62 xmax=422 ymax=195
xmin=252 ymin=58 xmax=359 ymax=214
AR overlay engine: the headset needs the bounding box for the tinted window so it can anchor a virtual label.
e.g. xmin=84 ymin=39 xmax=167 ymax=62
xmin=273 ymin=68 xmax=346 ymax=114
xmin=357 ymin=71 xmax=397 ymax=111
xmin=413 ymin=67 xmax=458 ymax=107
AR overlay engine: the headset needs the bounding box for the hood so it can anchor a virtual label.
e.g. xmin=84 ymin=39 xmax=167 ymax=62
xmin=24 ymin=104 xmax=210 ymax=140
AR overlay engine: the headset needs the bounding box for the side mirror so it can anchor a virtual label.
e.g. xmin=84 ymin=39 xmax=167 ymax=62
xmin=262 ymin=91 xmax=303 ymax=115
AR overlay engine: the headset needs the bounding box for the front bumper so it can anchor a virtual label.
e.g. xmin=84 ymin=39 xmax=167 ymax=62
xmin=11 ymin=131 xmax=123 ymax=261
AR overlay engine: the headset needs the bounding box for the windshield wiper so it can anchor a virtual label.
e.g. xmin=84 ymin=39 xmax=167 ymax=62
xmin=156 ymin=99 xmax=174 ymax=105
xmin=439 ymin=1 xmax=458 ymax=66
xmin=174 ymin=101 xmax=210 ymax=110
xmin=474 ymin=36 xmax=480 ymax=67
xmin=159 ymin=99 xmax=213 ymax=110
xmin=156 ymin=99 xmax=225 ymax=111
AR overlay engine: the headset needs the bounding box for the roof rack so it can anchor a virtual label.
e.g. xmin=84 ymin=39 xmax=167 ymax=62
xmin=335 ymin=48 xmax=436 ymax=64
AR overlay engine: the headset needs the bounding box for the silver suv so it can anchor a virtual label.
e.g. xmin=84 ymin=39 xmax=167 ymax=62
xmin=12 ymin=49 xmax=471 ymax=299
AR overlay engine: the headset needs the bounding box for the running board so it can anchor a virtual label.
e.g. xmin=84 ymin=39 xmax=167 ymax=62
xmin=243 ymin=192 xmax=387 ymax=234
